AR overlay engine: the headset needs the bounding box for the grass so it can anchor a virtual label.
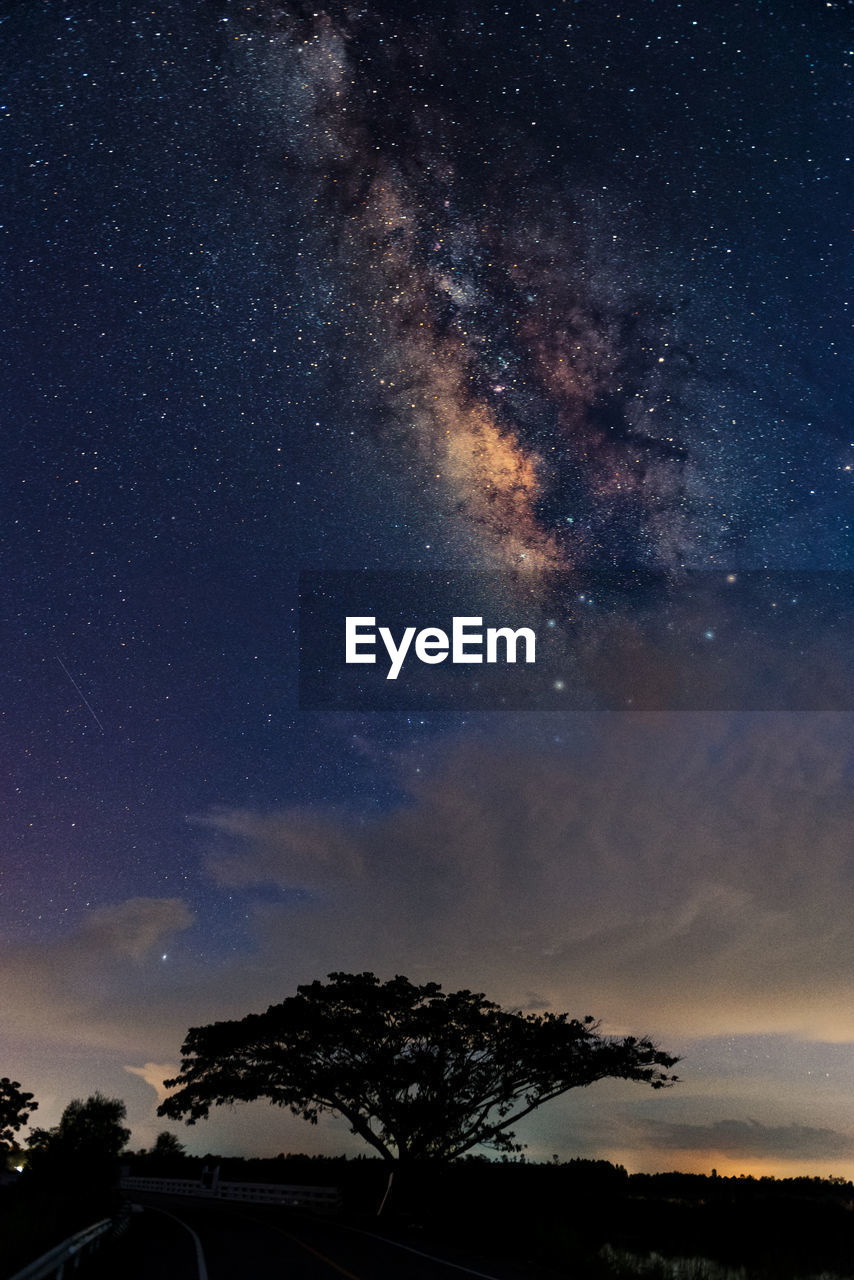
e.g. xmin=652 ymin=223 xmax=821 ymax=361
xmin=598 ymin=1244 xmax=851 ymax=1280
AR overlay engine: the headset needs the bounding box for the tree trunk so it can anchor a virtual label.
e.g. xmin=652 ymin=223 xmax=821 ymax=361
xmin=377 ymin=1167 xmax=395 ymax=1217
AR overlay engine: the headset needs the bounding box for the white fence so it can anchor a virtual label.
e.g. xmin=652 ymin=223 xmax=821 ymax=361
xmin=120 ymin=1174 xmax=340 ymax=1210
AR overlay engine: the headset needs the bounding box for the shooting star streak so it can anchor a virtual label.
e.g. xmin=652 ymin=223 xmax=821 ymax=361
xmin=55 ymin=654 xmax=105 ymax=734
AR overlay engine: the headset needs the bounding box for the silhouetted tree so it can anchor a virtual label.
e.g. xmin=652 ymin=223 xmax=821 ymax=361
xmin=0 ymin=1077 xmax=37 ymax=1163
xmin=129 ymin=1129 xmax=187 ymax=1175
xmin=160 ymin=972 xmax=678 ymax=1165
xmin=150 ymin=1130 xmax=185 ymax=1158
xmin=26 ymin=1093 xmax=130 ymax=1200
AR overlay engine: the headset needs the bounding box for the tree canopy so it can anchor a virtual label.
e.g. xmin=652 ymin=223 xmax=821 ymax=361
xmin=150 ymin=1130 xmax=185 ymax=1158
xmin=160 ymin=972 xmax=678 ymax=1163
xmin=0 ymin=1077 xmax=37 ymax=1156
xmin=27 ymin=1093 xmax=130 ymax=1185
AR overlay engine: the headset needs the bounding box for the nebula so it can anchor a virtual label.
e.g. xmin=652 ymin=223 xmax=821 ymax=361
xmin=238 ymin=3 xmax=729 ymax=577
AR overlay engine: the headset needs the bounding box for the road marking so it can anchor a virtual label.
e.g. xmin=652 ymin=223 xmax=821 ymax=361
xmin=336 ymin=1222 xmax=505 ymax=1279
xmin=242 ymin=1214 xmax=361 ymax=1279
xmin=140 ymin=1204 xmax=209 ymax=1280
xmin=144 ymin=1198 xmax=502 ymax=1280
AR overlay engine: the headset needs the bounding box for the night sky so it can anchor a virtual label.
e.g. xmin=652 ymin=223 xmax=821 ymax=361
xmin=3 ymin=0 xmax=854 ymax=1175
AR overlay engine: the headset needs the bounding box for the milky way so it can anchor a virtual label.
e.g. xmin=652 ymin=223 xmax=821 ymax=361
xmin=230 ymin=4 xmax=747 ymax=575
xmin=226 ymin=0 xmax=852 ymax=584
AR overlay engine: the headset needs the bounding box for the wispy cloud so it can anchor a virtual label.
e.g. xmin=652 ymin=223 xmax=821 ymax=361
xmin=124 ymin=1062 xmax=179 ymax=1105
xmin=199 ymin=715 xmax=854 ymax=1039
xmin=636 ymin=1118 xmax=854 ymax=1160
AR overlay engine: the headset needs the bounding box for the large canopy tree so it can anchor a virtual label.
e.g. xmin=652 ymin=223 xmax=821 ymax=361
xmin=160 ymin=972 xmax=678 ymax=1163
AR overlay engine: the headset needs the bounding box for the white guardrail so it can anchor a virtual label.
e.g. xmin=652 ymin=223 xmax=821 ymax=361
xmin=120 ymin=1174 xmax=340 ymax=1209
xmin=8 ymin=1218 xmax=112 ymax=1280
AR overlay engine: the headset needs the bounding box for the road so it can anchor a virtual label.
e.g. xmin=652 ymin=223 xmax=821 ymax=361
xmin=107 ymin=1193 xmax=549 ymax=1279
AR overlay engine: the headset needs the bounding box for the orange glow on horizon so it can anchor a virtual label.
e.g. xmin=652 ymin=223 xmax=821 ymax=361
xmin=603 ymin=1149 xmax=854 ymax=1184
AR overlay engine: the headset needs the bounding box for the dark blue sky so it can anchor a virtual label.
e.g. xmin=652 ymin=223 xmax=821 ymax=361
xmin=2 ymin=0 xmax=854 ymax=1171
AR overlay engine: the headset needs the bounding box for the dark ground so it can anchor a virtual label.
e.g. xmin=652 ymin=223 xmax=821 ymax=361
xmin=5 ymin=1160 xmax=854 ymax=1279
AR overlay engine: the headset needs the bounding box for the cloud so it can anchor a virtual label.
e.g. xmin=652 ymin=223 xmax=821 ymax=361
xmin=7 ymin=718 xmax=854 ymax=1164
xmin=0 ymin=896 xmax=195 ymax=1049
xmin=202 ymin=809 xmax=362 ymax=890
xmin=77 ymin=898 xmax=194 ymax=963
xmin=636 ymin=1119 xmax=854 ymax=1161
xmin=199 ymin=714 xmax=854 ymax=1040
xmin=124 ymin=1063 xmax=179 ymax=1105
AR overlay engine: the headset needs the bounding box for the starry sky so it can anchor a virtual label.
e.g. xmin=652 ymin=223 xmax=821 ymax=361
xmin=2 ymin=0 xmax=854 ymax=1175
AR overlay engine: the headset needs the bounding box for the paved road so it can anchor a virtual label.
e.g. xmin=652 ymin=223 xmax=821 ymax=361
xmin=109 ymin=1193 xmax=547 ymax=1279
